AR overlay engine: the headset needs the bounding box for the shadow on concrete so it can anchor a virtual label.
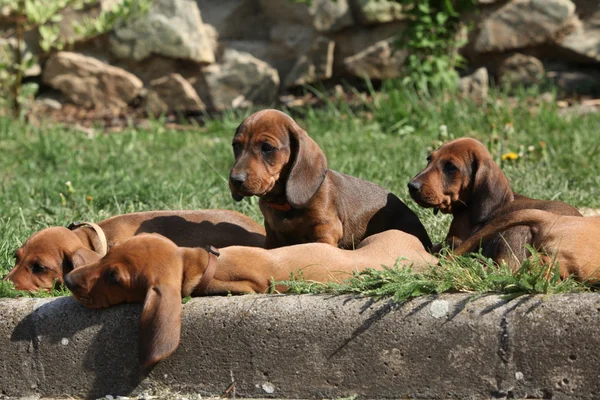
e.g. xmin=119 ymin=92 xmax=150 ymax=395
xmin=11 ymin=297 xmax=146 ymax=399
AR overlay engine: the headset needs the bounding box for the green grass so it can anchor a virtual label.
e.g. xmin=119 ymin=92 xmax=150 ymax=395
xmin=1 ymin=82 xmax=600 ymax=298
xmin=278 ymin=248 xmax=593 ymax=302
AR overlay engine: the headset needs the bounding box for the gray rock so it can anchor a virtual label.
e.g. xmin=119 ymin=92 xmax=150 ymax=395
xmin=331 ymin=21 xmax=406 ymax=73
xmin=285 ymin=36 xmax=335 ymax=87
xmin=309 ymin=0 xmax=354 ymax=33
xmin=350 ymin=0 xmax=405 ymax=25
xmin=498 ymin=53 xmax=545 ymax=87
xmin=270 ymin=23 xmax=315 ymax=55
xmin=459 ymin=67 xmax=489 ymax=101
xmin=146 ymin=73 xmax=205 ymax=116
xmin=259 ymin=0 xmax=313 ymax=26
xmin=547 ymin=69 xmax=600 ymax=94
xmin=343 ymin=39 xmax=406 ymax=79
xmin=109 ymin=0 xmax=215 ymax=63
xmin=474 ymin=0 xmax=576 ymax=52
xmin=203 ymin=49 xmax=280 ymax=111
xmin=35 ymin=97 xmax=63 ymax=111
xmin=557 ymin=4 xmax=600 ymax=62
xmin=222 ymin=40 xmax=296 ymax=85
xmin=42 ymin=52 xmax=143 ymax=109
xmin=196 ymin=0 xmax=270 ymax=40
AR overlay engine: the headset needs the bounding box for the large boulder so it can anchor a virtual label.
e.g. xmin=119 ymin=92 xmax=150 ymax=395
xmin=497 ymin=53 xmax=545 ymax=87
xmin=473 ymin=0 xmax=576 ymax=53
xmin=343 ymin=39 xmax=406 ymax=79
xmin=285 ymin=36 xmax=335 ymax=87
xmin=222 ymin=40 xmax=296 ymax=84
xmin=109 ymin=0 xmax=215 ymax=63
xmin=331 ymin=21 xmax=406 ymax=75
xmin=309 ymin=0 xmax=354 ymax=33
xmin=42 ymin=52 xmax=142 ymax=109
xmin=196 ymin=0 xmax=270 ymax=40
xmin=146 ymin=73 xmax=205 ymax=116
xmin=556 ymin=2 xmax=600 ymax=62
xmin=203 ymin=49 xmax=280 ymax=111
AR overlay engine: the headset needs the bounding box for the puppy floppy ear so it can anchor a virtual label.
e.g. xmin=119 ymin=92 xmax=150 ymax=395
xmin=139 ymin=283 xmax=182 ymax=369
xmin=285 ymin=121 xmax=328 ymax=208
xmin=66 ymin=248 xmax=101 ymax=273
xmin=470 ymin=158 xmax=513 ymax=225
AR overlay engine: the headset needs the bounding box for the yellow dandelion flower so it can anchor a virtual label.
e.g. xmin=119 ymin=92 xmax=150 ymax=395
xmin=501 ymin=152 xmax=519 ymax=161
xmin=86 ymin=195 xmax=93 ymax=203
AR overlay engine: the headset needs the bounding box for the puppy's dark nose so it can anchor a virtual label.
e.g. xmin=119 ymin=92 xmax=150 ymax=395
xmin=229 ymin=172 xmax=247 ymax=188
xmin=407 ymin=180 xmax=422 ymax=194
xmin=64 ymin=273 xmax=79 ymax=291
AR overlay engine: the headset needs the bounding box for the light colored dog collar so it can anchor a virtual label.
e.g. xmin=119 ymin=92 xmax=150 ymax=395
xmin=68 ymin=221 xmax=108 ymax=257
xmin=197 ymin=245 xmax=220 ymax=295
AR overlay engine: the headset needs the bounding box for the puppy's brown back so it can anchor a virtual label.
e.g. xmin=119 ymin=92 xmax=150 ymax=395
xmin=507 ymin=194 xmax=582 ymax=216
xmin=98 ymin=210 xmax=266 ymax=248
xmin=329 ymin=171 xmax=432 ymax=249
xmin=476 ymin=194 xmax=581 ymax=264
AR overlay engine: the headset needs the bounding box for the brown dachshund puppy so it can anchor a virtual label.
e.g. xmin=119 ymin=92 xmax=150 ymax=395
xmin=5 ymin=210 xmax=265 ymax=291
xmin=408 ymin=137 xmax=581 ymax=265
xmin=64 ymin=230 xmax=437 ymax=368
xmin=228 ymin=109 xmax=432 ymax=250
xmin=454 ymin=209 xmax=600 ymax=281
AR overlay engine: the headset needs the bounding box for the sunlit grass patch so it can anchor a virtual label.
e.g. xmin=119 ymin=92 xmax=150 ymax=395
xmin=277 ymin=248 xmax=593 ymax=302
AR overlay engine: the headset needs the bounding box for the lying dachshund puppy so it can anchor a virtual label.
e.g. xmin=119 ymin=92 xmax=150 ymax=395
xmin=228 ymin=109 xmax=432 ymax=250
xmin=454 ymin=209 xmax=600 ymax=281
xmin=408 ymin=137 xmax=581 ymax=265
xmin=5 ymin=210 xmax=265 ymax=291
xmin=64 ymin=230 xmax=437 ymax=368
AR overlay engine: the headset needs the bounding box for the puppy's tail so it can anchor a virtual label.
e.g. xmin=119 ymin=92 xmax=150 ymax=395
xmin=454 ymin=209 xmax=559 ymax=256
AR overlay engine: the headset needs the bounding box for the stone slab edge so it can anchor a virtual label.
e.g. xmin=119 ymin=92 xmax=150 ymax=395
xmin=1 ymin=293 xmax=600 ymax=399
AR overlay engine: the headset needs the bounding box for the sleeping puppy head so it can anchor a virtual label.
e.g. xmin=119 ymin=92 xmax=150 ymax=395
xmin=229 ymin=109 xmax=328 ymax=208
xmin=5 ymin=227 xmax=100 ymax=291
xmin=64 ymin=234 xmax=185 ymax=369
xmin=407 ymin=137 xmax=512 ymax=220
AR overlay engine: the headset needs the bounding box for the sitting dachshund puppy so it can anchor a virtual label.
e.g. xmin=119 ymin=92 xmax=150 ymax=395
xmin=454 ymin=209 xmax=600 ymax=282
xmin=64 ymin=229 xmax=437 ymax=368
xmin=408 ymin=137 xmax=581 ymax=266
xmin=228 ymin=109 xmax=432 ymax=250
xmin=5 ymin=210 xmax=265 ymax=291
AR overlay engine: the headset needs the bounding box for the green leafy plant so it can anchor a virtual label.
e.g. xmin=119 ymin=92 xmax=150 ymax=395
xmin=395 ymin=0 xmax=476 ymax=92
xmin=0 ymin=0 xmax=151 ymax=117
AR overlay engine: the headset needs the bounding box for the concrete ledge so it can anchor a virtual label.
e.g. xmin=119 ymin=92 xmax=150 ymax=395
xmin=2 ymin=293 xmax=600 ymax=399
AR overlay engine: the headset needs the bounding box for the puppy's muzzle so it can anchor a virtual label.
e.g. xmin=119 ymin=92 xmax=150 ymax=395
xmin=229 ymin=172 xmax=248 ymax=201
xmin=64 ymin=273 xmax=80 ymax=292
xmin=229 ymin=172 xmax=247 ymax=189
xmin=407 ymin=180 xmax=422 ymax=196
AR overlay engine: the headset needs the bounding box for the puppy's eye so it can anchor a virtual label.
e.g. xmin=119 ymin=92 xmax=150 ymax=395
xmin=105 ymin=269 xmax=120 ymax=285
xmin=31 ymin=263 xmax=47 ymax=275
xmin=232 ymin=142 xmax=242 ymax=155
xmin=443 ymin=162 xmax=458 ymax=174
xmin=426 ymin=156 xmax=432 ymax=164
xmin=261 ymin=142 xmax=276 ymax=154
